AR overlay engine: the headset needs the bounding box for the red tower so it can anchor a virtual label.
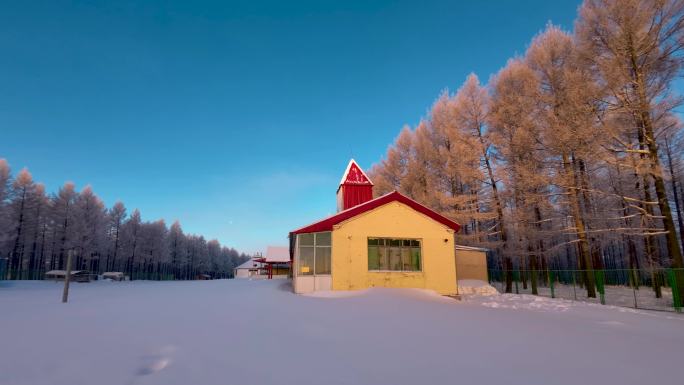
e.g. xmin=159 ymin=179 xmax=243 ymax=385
xmin=336 ymin=159 xmax=373 ymax=212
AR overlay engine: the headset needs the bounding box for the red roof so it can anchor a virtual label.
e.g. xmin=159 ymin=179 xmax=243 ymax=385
xmin=291 ymin=191 xmax=461 ymax=234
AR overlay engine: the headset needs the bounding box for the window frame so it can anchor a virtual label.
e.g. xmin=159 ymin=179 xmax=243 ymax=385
xmin=296 ymin=231 xmax=332 ymax=276
xmin=367 ymin=237 xmax=422 ymax=272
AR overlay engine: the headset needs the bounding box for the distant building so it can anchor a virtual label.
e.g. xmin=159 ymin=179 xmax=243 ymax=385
xmin=234 ymin=246 xmax=291 ymax=279
xmin=234 ymin=258 xmax=263 ymax=278
xmin=289 ymin=159 xmax=488 ymax=295
xmin=44 ymin=270 xmax=92 ymax=282
xmin=256 ymin=246 xmax=291 ymax=278
xmin=102 ymin=272 xmax=125 ymax=281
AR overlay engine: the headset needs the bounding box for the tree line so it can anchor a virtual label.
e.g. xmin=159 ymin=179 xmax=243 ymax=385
xmin=0 ymin=161 xmax=249 ymax=280
xmin=369 ymin=0 xmax=684 ymax=298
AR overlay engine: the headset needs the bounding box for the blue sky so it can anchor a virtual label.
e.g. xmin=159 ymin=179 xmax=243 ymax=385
xmin=0 ymin=0 xmax=581 ymax=253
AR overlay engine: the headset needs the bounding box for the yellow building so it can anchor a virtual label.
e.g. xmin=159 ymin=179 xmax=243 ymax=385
xmin=289 ymin=159 xmax=466 ymax=295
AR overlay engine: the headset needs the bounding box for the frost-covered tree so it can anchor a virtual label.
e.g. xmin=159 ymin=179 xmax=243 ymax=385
xmin=7 ymin=169 xmax=38 ymax=279
xmin=488 ymin=58 xmax=554 ymax=294
xmin=0 ymin=162 xmax=248 ymax=280
xmin=72 ymin=186 xmax=107 ymax=272
xmin=28 ymin=184 xmax=49 ymax=279
xmin=122 ymin=209 xmax=142 ymax=280
xmin=168 ymin=220 xmax=187 ymax=279
xmin=105 ymin=202 xmax=127 ymax=272
xmin=50 ymin=182 xmax=78 ymax=270
xmin=523 ymin=25 xmax=605 ymax=297
xmin=369 ymin=126 xmax=414 ymax=196
xmin=371 ymin=0 xmax=684 ymax=300
xmin=576 ymin=0 xmax=684 ymax=294
xmin=661 ymin=121 xmax=684 ymax=254
xmin=428 ymin=91 xmax=486 ymax=241
xmin=0 ymin=160 xmax=11 ymax=257
xmin=453 ymin=74 xmax=507 ymax=253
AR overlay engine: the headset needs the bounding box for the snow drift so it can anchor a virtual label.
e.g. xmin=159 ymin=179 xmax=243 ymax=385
xmin=0 ymin=279 xmax=682 ymax=385
xmin=457 ymin=279 xmax=499 ymax=296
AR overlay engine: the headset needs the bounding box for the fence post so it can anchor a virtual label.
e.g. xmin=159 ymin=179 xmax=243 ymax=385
xmin=667 ymin=269 xmax=682 ymax=313
xmin=595 ymin=270 xmax=606 ymax=305
xmin=61 ymin=250 xmax=73 ymax=304
xmin=630 ymin=269 xmax=638 ymax=309
xmin=514 ymin=270 xmax=519 ymax=294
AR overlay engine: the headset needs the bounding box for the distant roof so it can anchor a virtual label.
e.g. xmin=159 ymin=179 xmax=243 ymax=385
xmin=291 ymin=191 xmax=461 ymax=234
xmin=45 ymin=270 xmax=87 ymax=275
xmin=235 ymin=259 xmax=262 ymax=270
xmin=338 ymin=159 xmax=373 ymax=186
xmin=264 ymin=246 xmax=290 ymax=263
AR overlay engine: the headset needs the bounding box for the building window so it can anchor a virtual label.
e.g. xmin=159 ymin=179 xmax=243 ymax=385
xmin=368 ymin=238 xmax=421 ymax=272
xmin=297 ymin=232 xmax=332 ymax=276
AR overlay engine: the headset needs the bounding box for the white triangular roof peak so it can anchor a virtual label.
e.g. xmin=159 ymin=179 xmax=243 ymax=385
xmin=338 ymin=159 xmax=373 ymax=186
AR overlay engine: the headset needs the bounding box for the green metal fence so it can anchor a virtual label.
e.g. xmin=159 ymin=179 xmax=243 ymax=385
xmin=488 ymin=268 xmax=683 ymax=313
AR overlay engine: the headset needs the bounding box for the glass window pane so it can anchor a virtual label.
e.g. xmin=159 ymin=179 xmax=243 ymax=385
xmin=401 ymin=248 xmax=411 ymax=271
xmin=315 ymin=232 xmax=332 ymax=246
xmin=299 ymin=246 xmax=314 ymax=275
xmin=367 ymin=239 xmax=422 ymax=272
xmin=368 ymin=246 xmax=380 ymax=270
xmin=389 ymin=247 xmax=402 ymax=270
xmin=299 ymin=233 xmax=314 ymax=246
xmin=315 ymin=247 xmax=331 ymax=274
xmin=378 ymin=247 xmax=389 ymax=270
xmin=411 ymin=247 xmax=421 ymax=271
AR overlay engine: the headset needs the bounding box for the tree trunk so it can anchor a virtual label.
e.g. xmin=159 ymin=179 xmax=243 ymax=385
xmin=530 ymin=205 xmax=545 ymax=295
xmin=37 ymin=220 xmax=48 ymax=279
xmin=111 ymin=221 xmax=120 ymax=272
xmin=635 ymin=124 xmax=663 ymax=297
xmin=10 ymin=188 xmax=27 ymax=280
xmin=576 ymin=158 xmax=606 ymax=271
xmin=563 ymin=152 xmax=596 ymax=297
xmin=664 ymin=136 xmax=684 ymax=256
xmin=58 ymin=202 xmax=70 ymax=270
xmin=476 ymin=127 xmax=511 ymax=292
xmin=49 ymin=226 xmax=58 ymax=270
xmin=614 ymin=157 xmax=641 ymax=287
xmin=628 ymin=46 xmax=684 ymax=297
xmin=28 ymin=204 xmax=41 ymax=280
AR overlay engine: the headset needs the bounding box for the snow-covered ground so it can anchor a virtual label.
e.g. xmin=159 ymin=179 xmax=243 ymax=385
xmin=1 ymin=279 xmax=682 ymax=385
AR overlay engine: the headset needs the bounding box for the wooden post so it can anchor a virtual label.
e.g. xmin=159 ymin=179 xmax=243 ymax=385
xmin=62 ymin=250 xmax=73 ymax=303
